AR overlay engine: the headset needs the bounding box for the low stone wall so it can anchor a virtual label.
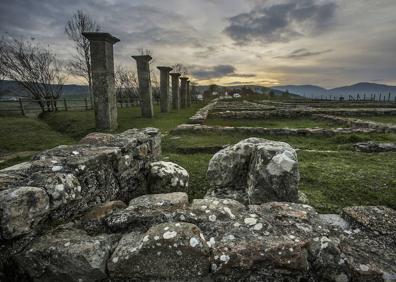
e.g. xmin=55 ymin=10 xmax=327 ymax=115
xmin=1 ymin=133 xmax=395 ymax=281
xmin=209 ymin=108 xmax=396 ymax=119
xmin=188 ymin=99 xmax=218 ymax=124
xmin=172 ymin=124 xmax=384 ymax=136
xmin=312 ymin=114 xmax=396 ymax=133
xmin=212 ymin=100 xmax=276 ymax=112
xmin=0 ymin=128 xmax=160 ymax=246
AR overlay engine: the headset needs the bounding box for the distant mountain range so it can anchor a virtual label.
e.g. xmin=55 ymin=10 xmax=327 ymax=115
xmin=1 ymin=80 xmax=395 ymax=101
xmin=273 ymin=82 xmax=396 ymax=99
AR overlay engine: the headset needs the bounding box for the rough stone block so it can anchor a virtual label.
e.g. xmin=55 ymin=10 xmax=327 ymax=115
xmin=148 ymin=161 xmax=189 ymax=194
xmin=207 ymin=138 xmax=299 ymax=204
xmin=0 ymin=187 xmax=49 ymax=240
xmin=107 ymin=222 xmax=210 ymax=280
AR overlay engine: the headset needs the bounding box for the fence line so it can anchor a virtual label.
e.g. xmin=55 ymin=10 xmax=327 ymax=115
xmin=0 ymin=96 xmax=165 ymax=115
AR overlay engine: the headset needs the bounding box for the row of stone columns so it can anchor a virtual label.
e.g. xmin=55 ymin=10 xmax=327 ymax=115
xmin=82 ymin=32 xmax=194 ymax=130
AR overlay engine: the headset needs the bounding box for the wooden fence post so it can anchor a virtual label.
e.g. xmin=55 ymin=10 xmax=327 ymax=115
xmin=64 ymin=99 xmax=68 ymax=111
xmin=84 ymin=98 xmax=88 ymax=111
xmin=18 ymin=98 xmax=25 ymax=116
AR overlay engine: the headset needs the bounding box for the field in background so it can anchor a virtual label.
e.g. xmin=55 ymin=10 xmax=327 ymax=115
xmin=0 ymin=99 xmax=395 ymax=213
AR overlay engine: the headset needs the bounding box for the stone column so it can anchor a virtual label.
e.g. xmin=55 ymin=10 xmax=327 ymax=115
xmin=157 ymin=66 xmax=173 ymax=113
xmin=186 ymin=80 xmax=191 ymax=107
xmin=180 ymin=77 xmax=189 ymax=109
xmin=170 ymin=73 xmax=181 ymax=111
xmin=82 ymin=32 xmax=119 ymax=130
xmin=132 ymin=55 xmax=154 ymax=118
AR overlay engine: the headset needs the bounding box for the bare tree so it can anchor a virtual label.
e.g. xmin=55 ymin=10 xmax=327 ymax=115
xmin=115 ymin=65 xmax=138 ymax=104
xmin=172 ymin=63 xmax=189 ymax=76
xmin=0 ymin=35 xmax=65 ymax=111
xmin=65 ymin=10 xmax=100 ymax=108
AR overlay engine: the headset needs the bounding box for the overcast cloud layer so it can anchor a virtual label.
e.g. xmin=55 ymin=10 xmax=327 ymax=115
xmin=0 ymin=0 xmax=395 ymax=87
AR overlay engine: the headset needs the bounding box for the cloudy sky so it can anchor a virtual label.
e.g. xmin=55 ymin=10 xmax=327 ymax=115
xmin=1 ymin=0 xmax=395 ymax=88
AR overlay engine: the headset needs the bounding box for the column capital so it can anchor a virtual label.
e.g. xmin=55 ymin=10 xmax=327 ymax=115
xmin=180 ymin=77 xmax=189 ymax=81
xmin=170 ymin=72 xmax=181 ymax=77
xmin=82 ymin=32 xmax=120 ymax=44
xmin=157 ymin=66 xmax=173 ymax=72
xmin=132 ymin=55 xmax=152 ymax=62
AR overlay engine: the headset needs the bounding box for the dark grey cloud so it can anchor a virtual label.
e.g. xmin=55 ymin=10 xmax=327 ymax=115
xmin=275 ymin=48 xmax=333 ymax=59
xmin=191 ymin=65 xmax=235 ymax=79
xmin=224 ymin=0 xmax=337 ymax=44
xmin=190 ymin=64 xmax=256 ymax=80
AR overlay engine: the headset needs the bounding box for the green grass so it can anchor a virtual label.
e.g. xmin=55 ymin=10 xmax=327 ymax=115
xmin=299 ymin=151 xmax=396 ymax=213
xmin=205 ymin=117 xmax=345 ymax=129
xmin=41 ymin=104 xmax=203 ymax=140
xmin=0 ymin=116 xmax=74 ymax=156
xmin=349 ymin=115 xmax=396 ymax=124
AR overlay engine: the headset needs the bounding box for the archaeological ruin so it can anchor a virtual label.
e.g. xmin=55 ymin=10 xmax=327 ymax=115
xmin=1 ymin=31 xmax=396 ymax=282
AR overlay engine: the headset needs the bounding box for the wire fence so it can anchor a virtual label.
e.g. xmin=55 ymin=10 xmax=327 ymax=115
xmin=0 ymin=96 xmax=149 ymax=116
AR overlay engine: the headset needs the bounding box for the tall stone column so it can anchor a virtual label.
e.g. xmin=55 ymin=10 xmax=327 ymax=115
xmin=157 ymin=66 xmax=173 ymax=113
xmin=132 ymin=55 xmax=154 ymax=118
xmin=82 ymin=32 xmax=119 ymax=130
xmin=170 ymin=73 xmax=181 ymax=111
xmin=186 ymin=80 xmax=191 ymax=107
xmin=180 ymin=77 xmax=189 ymax=109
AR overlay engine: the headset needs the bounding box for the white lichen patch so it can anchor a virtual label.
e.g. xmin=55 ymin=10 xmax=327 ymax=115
xmin=244 ymin=217 xmax=257 ymax=226
xmin=163 ymin=231 xmax=177 ymax=239
xmin=220 ymin=254 xmax=230 ymax=263
xmin=253 ymin=223 xmax=263 ymax=231
xmin=52 ymin=165 xmax=63 ymax=172
xmin=223 ymin=207 xmax=235 ymax=219
xmin=209 ymin=214 xmax=217 ymax=222
xmin=190 ymin=237 xmax=200 ymax=248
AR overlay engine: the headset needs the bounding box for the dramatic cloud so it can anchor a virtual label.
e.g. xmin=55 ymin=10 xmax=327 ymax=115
xmin=190 ymin=64 xmax=256 ymax=80
xmin=0 ymin=0 xmax=395 ymax=87
xmin=224 ymin=0 xmax=337 ymax=44
xmin=191 ymin=65 xmax=236 ymax=79
xmin=275 ymin=48 xmax=333 ymax=59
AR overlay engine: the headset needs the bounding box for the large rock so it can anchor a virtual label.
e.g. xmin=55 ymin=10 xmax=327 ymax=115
xmin=0 ymin=187 xmax=49 ymax=240
xmin=107 ymin=222 xmax=210 ymax=280
xmin=0 ymin=128 xmax=161 ymax=240
xmin=105 ymin=192 xmax=189 ymax=232
xmin=14 ymin=225 xmax=119 ymax=282
xmin=148 ymin=161 xmax=189 ymax=194
xmin=207 ymin=138 xmax=299 ymax=204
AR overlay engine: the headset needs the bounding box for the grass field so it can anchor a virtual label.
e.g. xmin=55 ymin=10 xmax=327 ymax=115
xmin=205 ymin=116 xmax=346 ymax=128
xmin=0 ymin=102 xmax=395 ymax=213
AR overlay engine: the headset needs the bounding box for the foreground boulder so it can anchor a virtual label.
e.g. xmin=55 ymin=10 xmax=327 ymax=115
xmin=14 ymin=225 xmax=119 ymax=282
xmin=0 ymin=187 xmax=49 ymax=240
xmin=107 ymin=222 xmax=210 ymax=280
xmin=207 ymin=138 xmax=299 ymax=204
xmin=148 ymin=161 xmax=189 ymax=194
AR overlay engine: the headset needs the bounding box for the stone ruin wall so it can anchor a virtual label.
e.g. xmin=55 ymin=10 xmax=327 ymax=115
xmin=0 ymin=128 xmax=395 ymax=281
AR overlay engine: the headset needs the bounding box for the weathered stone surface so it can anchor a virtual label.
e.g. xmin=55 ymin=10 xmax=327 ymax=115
xmin=105 ymin=192 xmax=188 ymax=232
xmin=107 ymin=222 xmax=210 ymax=280
xmin=82 ymin=32 xmax=119 ymax=131
xmin=14 ymin=225 xmax=118 ymax=282
xmin=133 ymin=55 xmax=154 ymax=118
xmin=0 ymin=187 xmax=49 ymax=240
xmin=354 ymin=141 xmax=396 ymax=152
xmin=0 ymin=129 xmax=161 ymax=240
xmin=342 ymin=206 xmax=396 ymax=236
xmin=207 ymin=138 xmax=299 ymax=204
xmin=81 ymin=200 xmax=127 ymax=234
xmin=148 ymin=161 xmax=189 ymax=194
